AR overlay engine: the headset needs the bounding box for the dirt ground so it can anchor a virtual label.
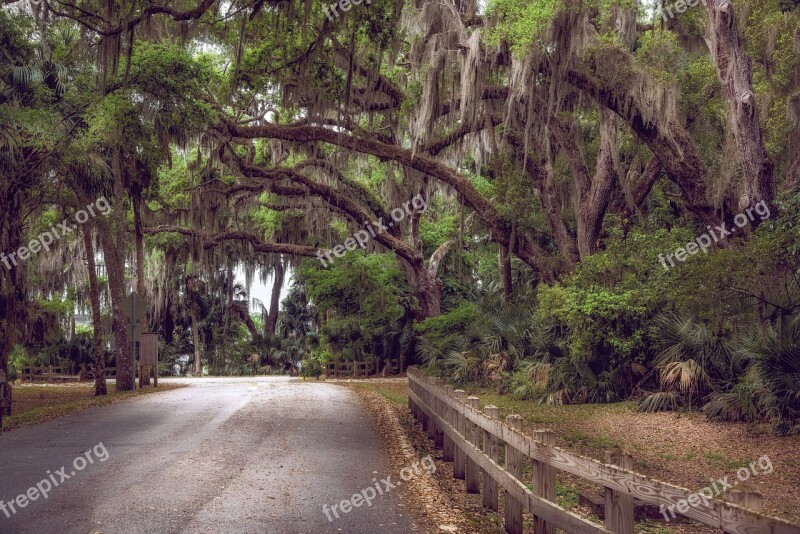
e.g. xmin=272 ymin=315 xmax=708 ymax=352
xmin=341 ymin=377 xmax=800 ymax=533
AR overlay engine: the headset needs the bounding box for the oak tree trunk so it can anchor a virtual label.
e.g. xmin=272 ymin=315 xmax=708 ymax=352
xmin=267 ymin=262 xmax=285 ymax=336
xmin=82 ymin=226 xmax=107 ymax=396
xmin=706 ymin=0 xmax=775 ymax=212
xmin=96 ymin=177 xmax=134 ymax=391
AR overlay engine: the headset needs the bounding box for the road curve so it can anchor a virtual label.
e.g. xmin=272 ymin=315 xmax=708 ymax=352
xmin=0 ymin=377 xmax=423 ymax=533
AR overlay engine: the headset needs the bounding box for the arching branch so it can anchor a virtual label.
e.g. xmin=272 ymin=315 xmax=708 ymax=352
xmin=220 ymin=120 xmax=548 ymax=272
xmin=143 ymin=225 xmax=325 ymax=257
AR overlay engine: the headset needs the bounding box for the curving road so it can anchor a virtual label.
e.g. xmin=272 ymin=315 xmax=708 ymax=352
xmin=0 ymin=377 xmax=422 ymax=533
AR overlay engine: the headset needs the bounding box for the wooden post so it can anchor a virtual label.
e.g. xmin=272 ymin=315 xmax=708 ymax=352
xmin=465 ymin=396 xmax=481 ymax=493
xmin=426 ymin=383 xmax=436 ymax=441
xmin=443 ymin=385 xmax=455 ymax=462
xmin=532 ymin=430 xmax=556 ymax=534
xmin=725 ymin=489 xmax=764 ymax=511
xmin=604 ymin=451 xmax=634 ymax=534
xmin=453 ymin=390 xmax=467 ymax=480
xmin=433 ymin=380 xmax=444 ymax=449
xmin=408 ymin=377 xmax=418 ymax=421
xmin=505 ymin=415 xmax=524 ymax=534
xmin=483 ymin=405 xmax=500 ymax=511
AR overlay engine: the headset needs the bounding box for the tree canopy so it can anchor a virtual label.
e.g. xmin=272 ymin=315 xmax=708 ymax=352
xmin=1 ymin=0 xmax=800 ymax=432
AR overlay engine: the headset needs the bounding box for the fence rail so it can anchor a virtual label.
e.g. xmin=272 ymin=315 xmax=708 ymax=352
xmin=407 ymin=368 xmax=800 ymax=534
xmin=326 ymin=358 xmax=400 ymax=378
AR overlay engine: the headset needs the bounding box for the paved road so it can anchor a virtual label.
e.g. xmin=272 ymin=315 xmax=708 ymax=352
xmin=0 ymin=378 xmax=422 ymax=534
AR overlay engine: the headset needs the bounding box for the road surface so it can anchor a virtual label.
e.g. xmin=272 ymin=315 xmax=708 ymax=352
xmin=0 ymin=377 xmax=423 ymax=533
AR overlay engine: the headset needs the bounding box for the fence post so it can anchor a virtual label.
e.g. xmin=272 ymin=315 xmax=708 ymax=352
xmin=465 ymin=396 xmax=481 ymax=493
xmin=453 ymin=390 xmax=467 ymax=480
xmin=532 ymin=430 xmax=557 ymax=534
xmin=424 ymin=378 xmax=436 ymax=440
xmin=408 ymin=375 xmax=417 ymax=421
xmin=483 ymin=405 xmax=500 ymax=511
xmin=433 ymin=379 xmax=444 ymax=449
xmin=505 ymin=414 xmax=524 ymax=534
xmin=725 ymin=488 xmax=764 ymax=511
xmin=604 ymin=451 xmax=634 ymax=534
xmin=443 ymin=385 xmax=455 ymax=462
xmin=421 ymin=390 xmax=429 ymax=432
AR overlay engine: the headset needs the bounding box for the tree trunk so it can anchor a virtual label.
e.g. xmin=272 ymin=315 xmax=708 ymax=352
xmin=508 ymin=128 xmax=578 ymax=267
xmin=98 ymin=225 xmax=134 ymax=391
xmin=82 ymin=226 xmax=107 ymax=396
xmin=404 ymin=259 xmax=443 ymax=319
xmin=500 ymin=244 xmax=513 ymax=301
xmin=576 ymin=112 xmax=619 ymax=258
xmin=541 ymin=135 xmax=579 ymax=267
xmin=565 ymin=67 xmax=719 ymax=226
xmin=267 ymin=262 xmax=285 ymax=336
xmin=95 ymin=177 xmax=134 ymax=391
xmin=222 ymin=264 xmax=234 ymax=373
xmin=484 ymin=114 xmax=514 ymax=298
xmin=132 ymin=190 xmax=146 ymax=298
xmin=0 ymin=190 xmax=24 ymax=422
xmin=190 ymin=304 xmax=202 ymax=375
xmin=164 ymin=293 xmax=175 ymax=344
xmin=706 ymin=0 xmax=775 ymax=213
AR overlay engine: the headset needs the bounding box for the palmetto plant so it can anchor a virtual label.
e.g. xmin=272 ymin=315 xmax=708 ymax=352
xmin=639 ymin=314 xmax=735 ymax=411
xmin=730 ymin=319 xmax=800 ymax=434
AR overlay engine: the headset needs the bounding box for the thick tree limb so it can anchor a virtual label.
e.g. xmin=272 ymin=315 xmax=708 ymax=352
xmin=46 ymin=0 xmax=217 ymax=36
xmin=144 ymin=225 xmax=325 ymax=257
xmin=221 ymin=120 xmax=547 ymax=272
xmin=565 ymin=67 xmax=719 ymax=225
xmin=706 ymin=0 xmax=775 ymax=211
xmin=428 ymin=238 xmax=457 ymax=279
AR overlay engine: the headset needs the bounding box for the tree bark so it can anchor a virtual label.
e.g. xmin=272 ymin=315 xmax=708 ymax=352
xmin=225 ymin=124 xmax=549 ymax=272
xmin=484 ymin=113 xmax=514 ymax=298
xmin=190 ymin=300 xmax=202 ymax=375
xmin=577 ymin=112 xmax=620 ymax=258
xmin=706 ymin=0 xmax=775 ymax=213
xmin=82 ymin=226 xmax=107 ymax=396
xmin=267 ymin=262 xmax=285 ymax=336
xmin=97 ymin=217 xmax=134 ymax=391
xmin=132 ymin=190 xmax=146 ymax=297
xmin=0 ymin=189 xmax=24 ymax=420
xmin=95 ymin=175 xmax=134 ymax=391
xmin=404 ymin=258 xmax=443 ymax=319
xmin=506 ymin=129 xmax=579 ymax=267
xmin=564 ymin=67 xmax=719 ymax=226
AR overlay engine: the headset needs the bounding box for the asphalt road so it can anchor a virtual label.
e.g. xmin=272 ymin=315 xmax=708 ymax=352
xmin=0 ymin=377 xmax=422 ymax=534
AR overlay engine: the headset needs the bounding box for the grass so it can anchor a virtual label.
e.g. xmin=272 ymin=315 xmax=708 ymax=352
xmin=455 ymin=386 xmax=638 ymax=430
xmin=1 ymin=382 xmax=186 ymax=432
xmin=637 ymin=519 xmax=673 ymax=534
xmin=336 ymin=379 xmax=409 ymax=406
xmin=555 ymin=482 xmax=580 ymax=509
xmin=563 ymin=430 xmax=623 ymax=451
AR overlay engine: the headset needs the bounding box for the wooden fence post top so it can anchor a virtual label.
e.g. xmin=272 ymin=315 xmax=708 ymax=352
xmin=467 ymin=396 xmax=480 ymax=408
xmin=454 ymin=389 xmax=467 ymax=401
xmin=506 ymin=414 xmax=523 ymax=429
xmin=725 ymin=488 xmax=764 ymax=511
xmin=484 ymin=405 xmax=500 ymax=418
xmin=604 ymin=450 xmax=633 ymax=470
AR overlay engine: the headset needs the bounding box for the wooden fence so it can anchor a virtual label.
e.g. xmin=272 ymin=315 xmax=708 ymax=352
xmin=407 ymin=368 xmax=800 ymax=534
xmin=21 ymin=366 xmax=80 ymax=383
xmin=326 ymin=358 xmax=400 ymax=378
xmin=20 ymin=366 xmax=118 ymax=382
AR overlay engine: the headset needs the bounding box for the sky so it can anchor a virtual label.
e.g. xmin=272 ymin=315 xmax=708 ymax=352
xmin=235 ymin=265 xmax=293 ymax=315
